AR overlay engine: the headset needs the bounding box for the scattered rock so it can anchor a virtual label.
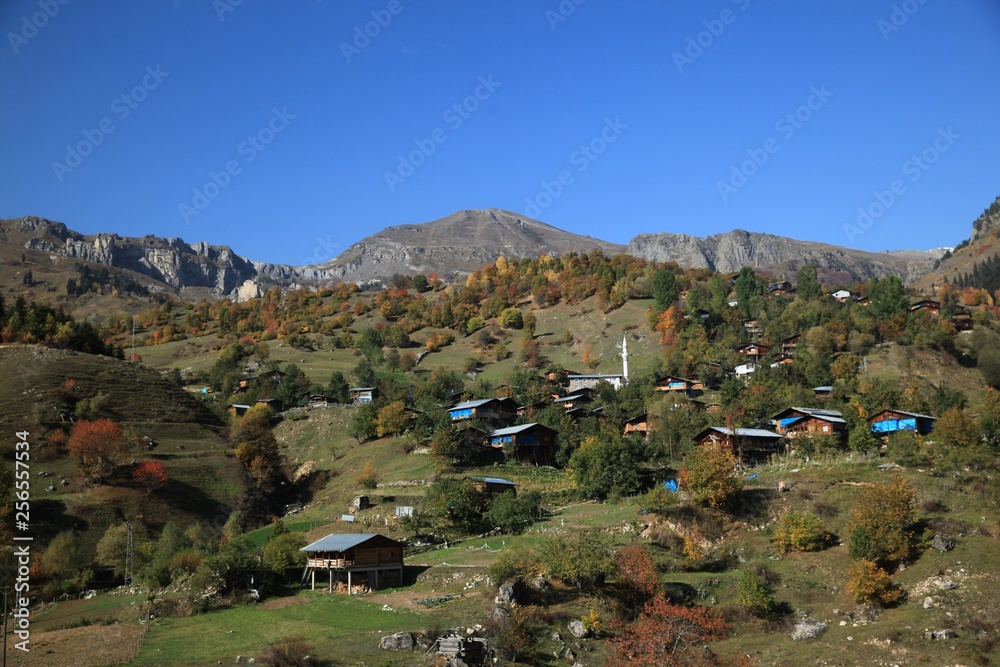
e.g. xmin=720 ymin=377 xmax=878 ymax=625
xmin=446 ymin=659 xmax=468 ymax=667
xmin=791 ymin=620 xmax=828 ymax=641
xmin=939 ymin=580 xmax=959 ymax=591
xmin=565 ymin=648 xmax=576 ymax=661
xmin=923 ymin=629 xmax=956 ymax=640
xmin=551 ymin=632 xmax=562 ymax=642
xmin=930 ymin=534 xmax=956 ymax=552
xmin=46 ymin=485 xmax=56 ymax=492
xmin=568 ymin=620 xmax=588 ymax=638
xmin=491 ymin=606 xmax=509 ymax=623
xmin=923 ymin=596 xmax=936 ymax=609
xmin=235 ymin=657 xmax=242 ymax=664
xmin=496 ymin=581 xmax=522 ymax=605
xmin=379 ymin=632 xmax=415 ymax=651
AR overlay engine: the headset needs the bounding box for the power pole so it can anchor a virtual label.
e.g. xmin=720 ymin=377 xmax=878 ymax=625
xmin=124 ymin=521 xmax=134 ymax=587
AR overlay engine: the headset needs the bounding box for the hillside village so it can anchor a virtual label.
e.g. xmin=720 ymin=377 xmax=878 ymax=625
xmin=1 ymin=208 xmax=1000 ymax=666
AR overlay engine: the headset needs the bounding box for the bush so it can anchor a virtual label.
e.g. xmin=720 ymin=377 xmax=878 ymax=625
xmin=846 ymin=559 xmax=904 ymax=607
xmin=487 ymin=544 xmax=541 ymax=584
xmin=737 ymin=569 xmax=777 ymax=618
xmin=498 ymin=308 xmax=524 ymax=330
xmin=355 ymin=461 xmax=379 ymax=490
xmin=886 ymin=431 xmax=923 ymax=466
xmin=258 ymin=635 xmax=317 ymax=667
xmin=483 ymin=491 xmax=542 ymax=534
xmin=772 ymin=511 xmax=828 ymax=553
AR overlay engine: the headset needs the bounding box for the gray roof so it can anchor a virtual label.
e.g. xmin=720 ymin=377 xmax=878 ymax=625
xmin=553 ymin=394 xmax=586 ymax=403
xmin=349 ymin=387 xmax=376 ymax=392
xmin=784 ymin=407 xmax=846 ymax=424
xmin=706 ymin=426 xmax=783 ymax=439
xmin=450 ymin=398 xmax=497 ymax=410
xmin=469 ymin=476 xmax=518 ymax=486
xmin=567 ymin=374 xmax=623 ymax=379
xmin=300 ymin=533 xmax=386 ymax=552
xmin=874 ymin=409 xmax=937 ymax=420
xmin=490 ymin=423 xmax=546 ymax=437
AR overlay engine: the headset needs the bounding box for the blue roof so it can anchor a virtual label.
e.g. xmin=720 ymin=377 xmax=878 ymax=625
xmin=469 ymin=476 xmax=518 ymax=486
xmin=300 ymin=533 xmax=388 ymax=552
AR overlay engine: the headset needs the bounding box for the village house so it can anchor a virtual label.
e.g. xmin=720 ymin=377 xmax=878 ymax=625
xmin=831 ymin=289 xmax=852 ymax=302
xmin=447 ymin=397 xmax=518 ymax=426
xmin=767 ymin=281 xmax=794 ymax=296
xmin=349 ymin=387 xmax=379 ymax=405
xmin=567 ymin=373 xmax=626 ymax=392
xmin=854 ymin=294 xmax=871 ymax=306
xmin=488 ymin=423 xmax=558 ymax=466
xmin=870 ymin=409 xmax=937 ymax=436
xmin=468 ymin=476 xmax=518 ymax=497
xmin=300 ymin=533 xmax=404 ymax=594
xmin=516 ymin=400 xmax=550 ymax=417
xmin=951 ymin=307 xmax=974 ymax=331
xmin=780 ymin=334 xmax=801 ymax=356
xmin=306 ymin=394 xmax=334 ymax=409
xmin=553 ymin=393 xmax=593 ymax=410
xmin=693 ymin=426 xmax=785 ymax=465
xmin=909 ymin=299 xmax=941 ymax=317
xmin=735 ymin=362 xmax=758 ymax=378
xmin=812 ymin=386 xmax=833 ymax=400
xmin=771 ymin=407 xmax=847 ymax=438
xmin=735 ymin=343 xmax=770 ymax=363
xmin=624 ymin=412 xmax=655 ymax=439
xmin=770 ymin=353 xmax=795 ymax=367
xmin=228 ymin=403 xmax=251 ymax=417
xmin=655 ymin=376 xmax=703 ymax=394
xmin=743 ymin=319 xmax=763 ymax=337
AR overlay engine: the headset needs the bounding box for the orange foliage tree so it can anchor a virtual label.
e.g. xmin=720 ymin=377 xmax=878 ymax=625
xmin=67 ymin=419 xmax=133 ymax=484
xmin=609 ymin=596 xmax=751 ymax=667
xmin=615 ymin=543 xmax=661 ymax=612
xmin=133 ymin=461 xmax=168 ymax=495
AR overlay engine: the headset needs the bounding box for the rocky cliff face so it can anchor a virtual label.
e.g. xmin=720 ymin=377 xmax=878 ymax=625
xmin=629 ymin=229 xmax=941 ymax=283
xmin=311 ymin=208 xmax=626 ymax=283
xmin=10 ymin=216 xmax=307 ymax=296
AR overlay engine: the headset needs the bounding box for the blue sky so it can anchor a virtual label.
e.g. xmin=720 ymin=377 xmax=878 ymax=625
xmin=1 ymin=1 xmax=999 ymax=266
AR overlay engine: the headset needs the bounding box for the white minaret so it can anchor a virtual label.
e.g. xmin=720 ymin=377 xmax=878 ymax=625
xmin=621 ymin=335 xmax=629 ymax=384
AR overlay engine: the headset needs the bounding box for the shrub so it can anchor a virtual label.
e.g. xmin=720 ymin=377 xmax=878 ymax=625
xmin=846 ymin=559 xmax=904 ymax=607
xmin=258 ymin=635 xmax=317 ymax=667
xmin=498 ymin=308 xmax=523 ymax=330
xmin=483 ymin=491 xmax=542 ymax=534
xmin=355 ymin=461 xmax=379 ymax=490
xmin=772 ymin=511 xmax=828 ymax=553
xmin=487 ymin=544 xmax=541 ymax=584
xmin=737 ymin=569 xmax=777 ymax=618
xmin=886 ymin=431 xmax=923 ymax=466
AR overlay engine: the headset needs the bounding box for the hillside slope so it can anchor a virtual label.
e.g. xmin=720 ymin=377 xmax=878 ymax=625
xmin=915 ymin=196 xmax=1000 ymax=291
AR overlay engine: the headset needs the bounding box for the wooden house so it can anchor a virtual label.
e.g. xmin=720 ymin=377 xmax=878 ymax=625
xmin=854 ymin=294 xmax=871 ymax=306
xmin=564 ymin=407 xmax=595 ymax=423
xmin=951 ymin=308 xmax=974 ymax=331
xmin=771 ymin=407 xmax=846 ymax=438
xmin=869 ymin=409 xmax=936 ymax=436
xmin=780 ymin=335 xmax=801 ymax=356
xmin=447 ymin=397 xmax=518 ymax=426
xmin=767 ymin=281 xmax=793 ymax=296
xmin=735 ymin=343 xmax=769 ymax=363
xmin=909 ymin=299 xmax=941 ymax=317
xmin=655 ymin=376 xmax=702 ymax=393
xmin=812 ymin=386 xmax=833 ymax=400
xmin=349 ymin=387 xmax=379 ymax=405
xmin=488 ymin=423 xmax=557 ymax=465
xmin=770 ymin=354 xmax=795 ymax=367
xmin=300 ymin=533 xmax=404 ymax=594
xmin=256 ymin=397 xmax=282 ymax=411
xmin=552 ymin=393 xmax=593 ymax=410
xmin=228 ymin=404 xmax=251 ymax=417
xmin=624 ymin=413 xmax=655 ymax=439
xmin=694 ymin=426 xmax=784 ymax=465
xmin=468 ymin=476 xmax=518 ymax=497
xmin=743 ymin=319 xmax=763 ymax=337
xmin=516 ymin=400 xmax=549 ymax=417
xmin=306 ymin=394 xmax=334 ymax=409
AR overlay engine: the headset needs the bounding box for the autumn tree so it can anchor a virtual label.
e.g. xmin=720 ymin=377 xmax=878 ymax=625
xmin=232 ymin=406 xmax=281 ymax=486
xmin=67 ymin=419 xmax=133 ymax=484
xmin=848 ymin=474 xmax=918 ymax=565
xmin=355 ymin=461 xmax=380 ymax=490
xmin=933 ymin=407 xmax=982 ymax=448
xmin=679 ymin=443 xmax=742 ymax=511
xmin=375 ymin=400 xmax=410 ymax=438
xmin=615 ymin=543 xmax=661 ymax=612
xmin=133 ymin=461 xmax=168 ymax=495
xmin=846 ymin=558 xmax=904 ymax=607
xmin=609 ymin=597 xmax=749 ymax=667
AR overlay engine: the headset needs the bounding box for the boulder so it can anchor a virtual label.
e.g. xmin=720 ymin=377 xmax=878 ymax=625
xmin=496 ymin=580 xmax=522 ymax=604
xmin=568 ymin=620 xmax=588 ymax=638
xmin=923 ymin=629 xmax=956 ymax=640
xmin=930 ymin=534 xmax=956 ymax=552
xmin=939 ymin=580 xmax=959 ymax=591
xmin=379 ymin=632 xmax=415 ymax=651
xmin=791 ymin=620 xmax=828 ymax=641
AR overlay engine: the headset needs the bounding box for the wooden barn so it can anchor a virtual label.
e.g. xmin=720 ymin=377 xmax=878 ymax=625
xmin=771 ymin=407 xmax=847 ymax=438
xmin=468 ymin=476 xmax=518 ymax=497
xmin=909 ymin=299 xmax=941 ymax=317
xmin=447 ymin=397 xmax=518 ymax=426
xmin=655 ymin=376 xmax=703 ymax=394
xmin=624 ymin=413 xmax=653 ymax=439
xmin=735 ymin=343 xmax=769 ymax=363
xmin=869 ymin=409 xmax=937 ymax=436
xmin=488 ymin=423 xmax=557 ymax=465
xmin=694 ymin=426 xmax=784 ymax=465
xmin=349 ymin=387 xmax=379 ymax=405
xmin=300 ymin=533 xmax=404 ymax=594
xmin=780 ymin=335 xmax=801 ymax=356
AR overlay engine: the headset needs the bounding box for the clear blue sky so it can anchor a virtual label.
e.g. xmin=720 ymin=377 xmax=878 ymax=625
xmin=2 ymin=1 xmax=999 ymax=266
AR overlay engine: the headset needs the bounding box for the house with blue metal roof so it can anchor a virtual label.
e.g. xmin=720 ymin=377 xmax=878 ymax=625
xmin=772 ymin=407 xmax=847 ymax=439
xmin=869 ymin=409 xmax=936 ymax=436
xmin=300 ymin=533 xmax=404 ymax=594
xmin=447 ymin=397 xmax=518 ymax=426
xmin=694 ymin=426 xmax=784 ymax=465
